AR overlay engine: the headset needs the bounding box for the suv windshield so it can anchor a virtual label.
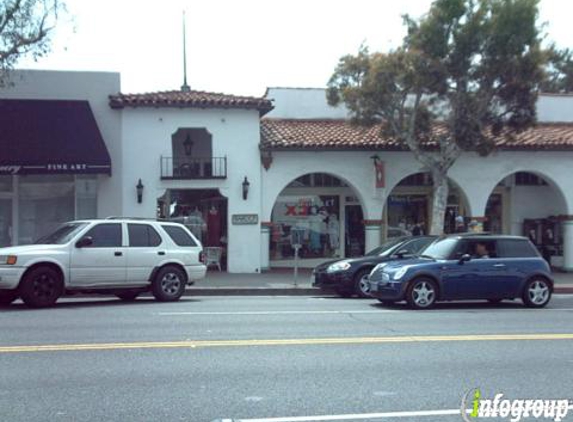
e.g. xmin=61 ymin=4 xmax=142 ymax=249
xmin=366 ymin=237 xmax=406 ymax=256
xmin=34 ymin=222 xmax=88 ymax=245
xmin=420 ymin=237 xmax=458 ymax=260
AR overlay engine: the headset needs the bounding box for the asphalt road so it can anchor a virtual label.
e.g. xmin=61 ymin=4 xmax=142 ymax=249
xmin=1 ymin=295 xmax=573 ymax=422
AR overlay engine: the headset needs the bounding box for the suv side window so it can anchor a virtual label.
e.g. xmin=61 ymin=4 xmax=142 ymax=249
xmin=128 ymin=224 xmax=162 ymax=247
xmin=161 ymin=225 xmax=198 ymax=247
xmin=83 ymin=223 xmax=122 ymax=248
xmin=498 ymin=239 xmax=539 ymax=258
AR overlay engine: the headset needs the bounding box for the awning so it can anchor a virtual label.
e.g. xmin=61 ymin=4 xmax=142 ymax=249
xmin=0 ymin=99 xmax=112 ymax=175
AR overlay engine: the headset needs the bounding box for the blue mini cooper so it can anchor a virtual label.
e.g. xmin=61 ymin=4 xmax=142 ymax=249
xmin=368 ymin=234 xmax=553 ymax=309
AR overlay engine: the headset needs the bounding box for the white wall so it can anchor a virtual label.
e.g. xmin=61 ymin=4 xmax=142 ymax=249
xmin=119 ymin=107 xmax=263 ymax=273
xmin=0 ymin=70 xmax=123 ymax=218
xmin=264 ymin=87 xmax=350 ymax=119
xmin=537 ymin=94 xmax=573 ymax=122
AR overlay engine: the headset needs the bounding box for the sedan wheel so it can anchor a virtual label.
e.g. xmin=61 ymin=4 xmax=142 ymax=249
xmin=407 ymin=278 xmax=437 ymax=309
xmin=353 ymin=269 xmax=372 ymax=298
xmin=523 ymin=278 xmax=551 ymax=308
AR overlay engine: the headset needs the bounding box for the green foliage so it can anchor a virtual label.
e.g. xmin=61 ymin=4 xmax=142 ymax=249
xmin=541 ymin=46 xmax=573 ymax=93
xmin=328 ymin=0 xmax=545 ymax=157
xmin=0 ymin=0 xmax=64 ymax=86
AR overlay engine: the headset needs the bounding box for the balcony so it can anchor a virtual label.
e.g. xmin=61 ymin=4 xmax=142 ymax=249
xmin=160 ymin=156 xmax=227 ymax=180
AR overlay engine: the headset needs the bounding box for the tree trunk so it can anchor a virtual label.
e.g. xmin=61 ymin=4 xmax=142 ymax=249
xmin=429 ymin=169 xmax=449 ymax=235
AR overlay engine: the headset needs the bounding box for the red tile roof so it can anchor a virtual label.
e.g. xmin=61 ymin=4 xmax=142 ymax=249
xmin=109 ymin=90 xmax=273 ymax=115
xmin=260 ymin=119 xmax=573 ymax=151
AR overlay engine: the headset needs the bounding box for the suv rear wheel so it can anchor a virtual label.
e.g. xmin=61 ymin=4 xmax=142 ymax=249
xmin=152 ymin=266 xmax=186 ymax=302
xmin=522 ymin=277 xmax=551 ymax=308
xmin=406 ymin=278 xmax=438 ymax=310
xmin=19 ymin=266 xmax=63 ymax=308
xmin=116 ymin=291 xmax=140 ymax=302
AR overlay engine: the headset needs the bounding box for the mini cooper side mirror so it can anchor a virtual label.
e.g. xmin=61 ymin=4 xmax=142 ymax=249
xmin=395 ymin=249 xmax=409 ymax=259
xmin=459 ymin=253 xmax=471 ymax=264
xmin=75 ymin=236 xmax=93 ymax=248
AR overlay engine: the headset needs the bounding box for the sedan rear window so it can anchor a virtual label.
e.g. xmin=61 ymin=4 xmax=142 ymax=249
xmin=161 ymin=225 xmax=198 ymax=247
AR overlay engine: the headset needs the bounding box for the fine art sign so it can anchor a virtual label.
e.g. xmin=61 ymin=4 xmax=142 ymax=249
xmin=232 ymin=214 xmax=259 ymax=225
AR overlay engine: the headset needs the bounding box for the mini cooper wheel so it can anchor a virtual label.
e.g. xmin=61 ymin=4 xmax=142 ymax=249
xmin=354 ymin=269 xmax=372 ymax=298
xmin=406 ymin=278 xmax=437 ymax=310
xmin=522 ymin=278 xmax=551 ymax=308
xmin=19 ymin=266 xmax=63 ymax=308
xmin=152 ymin=266 xmax=186 ymax=302
xmin=0 ymin=290 xmax=18 ymax=306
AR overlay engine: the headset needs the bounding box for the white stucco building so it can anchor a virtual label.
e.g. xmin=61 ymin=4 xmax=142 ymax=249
xmin=1 ymin=71 xmax=573 ymax=272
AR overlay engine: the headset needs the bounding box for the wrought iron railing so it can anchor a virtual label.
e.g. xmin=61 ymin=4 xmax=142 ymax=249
xmin=160 ymin=156 xmax=227 ymax=179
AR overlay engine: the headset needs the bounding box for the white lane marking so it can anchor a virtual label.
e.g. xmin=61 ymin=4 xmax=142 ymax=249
xmin=156 ymin=310 xmax=401 ymax=316
xmin=229 ymin=408 xmax=464 ymax=421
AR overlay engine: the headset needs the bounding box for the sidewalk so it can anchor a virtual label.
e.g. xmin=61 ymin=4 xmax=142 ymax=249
xmin=186 ymin=268 xmax=573 ymax=296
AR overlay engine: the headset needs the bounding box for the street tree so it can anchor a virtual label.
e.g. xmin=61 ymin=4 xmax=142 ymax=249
xmin=0 ymin=0 xmax=64 ymax=86
xmin=327 ymin=0 xmax=545 ymax=235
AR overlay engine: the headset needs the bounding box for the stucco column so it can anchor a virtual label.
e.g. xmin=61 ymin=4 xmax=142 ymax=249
xmin=260 ymin=222 xmax=271 ymax=271
xmin=562 ymin=219 xmax=573 ymax=272
xmin=363 ymin=220 xmax=383 ymax=253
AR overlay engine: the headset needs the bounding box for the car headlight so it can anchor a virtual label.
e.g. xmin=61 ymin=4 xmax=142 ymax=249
xmin=393 ymin=266 xmax=409 ymax=280
xmin=0 ymin=255 xmax=17 ymax=265
xmin=327 ymin=261 xmax=351 ymax=273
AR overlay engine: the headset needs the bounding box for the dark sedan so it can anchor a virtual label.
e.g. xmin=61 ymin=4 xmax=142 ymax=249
xmin=312 ymin=236 xmax=436 ymax=298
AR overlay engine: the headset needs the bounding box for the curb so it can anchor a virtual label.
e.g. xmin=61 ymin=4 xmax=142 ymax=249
xmin=555 ymin=286 xmax=573 ymax=294
xmin=184 ymin=287 xmax=331 ymax=296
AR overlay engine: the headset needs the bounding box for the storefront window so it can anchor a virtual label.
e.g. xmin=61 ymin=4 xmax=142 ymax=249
xmin=387 ymin=195 xmax=428 ymax=237
xmin=0 ymin=176 xmax=12 ymax=192
xmin=18 ymin=175 xmax=75 ymax=244
xmin=0 ymin=198 xmax=12 ymax=247
xmin=271 ymin=195 xmax=340 ymax=260
xmin=75 ymin=176 xmax=98 ymax=219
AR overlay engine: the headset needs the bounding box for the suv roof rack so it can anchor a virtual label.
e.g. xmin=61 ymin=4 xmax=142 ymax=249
xmin=105 ymin=216 xmax=158 ymax=221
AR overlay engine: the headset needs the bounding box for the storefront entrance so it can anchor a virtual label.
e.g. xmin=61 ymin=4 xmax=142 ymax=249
xmin=269 ymin=173 xmax=365 ymax=268
xmin=158 ymin=189 xmax=228 ymax=269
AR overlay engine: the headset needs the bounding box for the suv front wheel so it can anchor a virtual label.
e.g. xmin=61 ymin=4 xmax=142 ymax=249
xmin=19 ymin=266 xmax=63 ymax=308
xmin=522 ymin=277 xmax=551 ymax=308
xmin=152 ymin=266 xmax=186 ymax=302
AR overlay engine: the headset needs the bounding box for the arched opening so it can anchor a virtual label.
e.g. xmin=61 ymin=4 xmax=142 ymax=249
xmin=384 ymin=172 xmax=470 ymax=238
xmin=269 ymin=173 xmax=365 ymax=268
xmin=484 ymin=171 xmax=568 ymax=268
xmin=157 ymin=188 xmax=228 ymax=270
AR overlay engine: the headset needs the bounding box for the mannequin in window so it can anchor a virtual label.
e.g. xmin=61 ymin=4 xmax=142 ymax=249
xmin=309 ymin=206 xmax=325 ymax=253
xmin=207 ymin=205 xmax=221 ymax=246
xmin=327 ymin=213 xmax=340 ymax=256
xmin=188 ymin=206 xmax=206 ymax=242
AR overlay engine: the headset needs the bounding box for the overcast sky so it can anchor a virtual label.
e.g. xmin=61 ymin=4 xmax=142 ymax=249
xmin=18 ymin=0 xmax=573 ymax=97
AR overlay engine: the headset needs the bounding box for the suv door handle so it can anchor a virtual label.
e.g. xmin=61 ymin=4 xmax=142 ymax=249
xmin=158 ymin=251 xmax=165 ymax=256
xmin=114 ymin=251 xmax=123 ymax=257
xmin=493 ymin=263 xmax=506 ymax=268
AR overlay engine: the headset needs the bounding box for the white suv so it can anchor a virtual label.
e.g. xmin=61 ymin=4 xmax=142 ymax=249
xmin=0 ymin=218 xmax=207 ymax=308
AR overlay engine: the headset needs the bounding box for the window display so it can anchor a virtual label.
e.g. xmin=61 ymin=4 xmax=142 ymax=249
xmin=271 ymin=195 xmax=340 ymax=260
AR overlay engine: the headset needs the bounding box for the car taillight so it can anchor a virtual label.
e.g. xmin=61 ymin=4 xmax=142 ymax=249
xmin=199 ymin=251 xmax=205 ymax=263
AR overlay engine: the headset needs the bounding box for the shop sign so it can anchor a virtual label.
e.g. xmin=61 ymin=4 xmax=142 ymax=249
xmin=232 ymin=214 xmax=259 ymax=225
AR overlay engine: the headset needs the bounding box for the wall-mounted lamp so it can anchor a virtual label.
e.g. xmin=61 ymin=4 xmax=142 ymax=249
xmin=136 ymin=179 xmax=144 ymax=204
xmin=242 ymin=176 xmax=250 ymax=200
xmin=183 ymin=134 xmax=194 ymax=156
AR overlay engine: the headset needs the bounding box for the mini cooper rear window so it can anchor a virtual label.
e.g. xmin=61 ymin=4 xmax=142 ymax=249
xmin=498 ymin=239 xmax=539 ymax=258
xmin=161 ymin=225 xmax=198 ymax=247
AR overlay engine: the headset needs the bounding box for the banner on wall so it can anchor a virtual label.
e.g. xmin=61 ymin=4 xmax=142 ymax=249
xmin=375 ymin=161 xmax=385 ymax=188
